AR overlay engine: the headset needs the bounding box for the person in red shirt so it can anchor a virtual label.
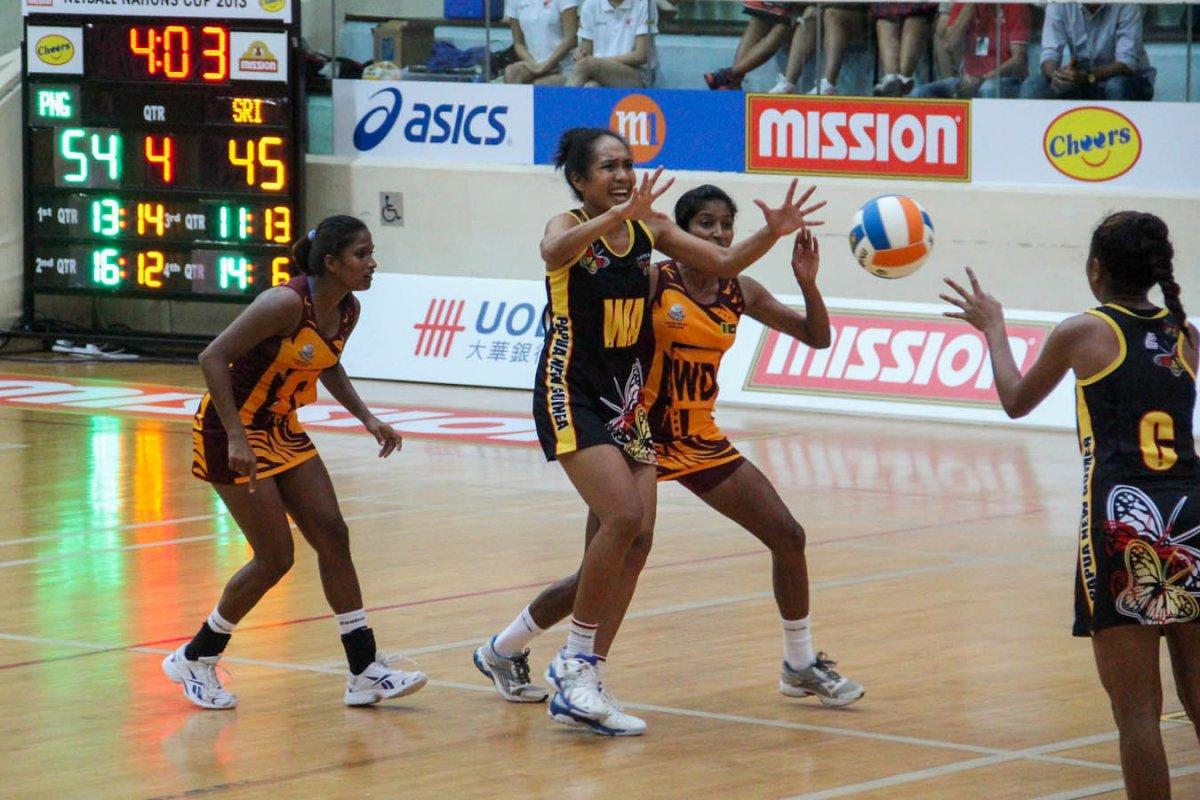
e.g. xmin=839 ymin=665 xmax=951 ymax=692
xmin=915 ymin=2 xmax=1030 ymax=98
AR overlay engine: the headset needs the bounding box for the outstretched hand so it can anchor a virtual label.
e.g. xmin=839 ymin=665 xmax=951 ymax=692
xmin=941 ymin=267 xmax=1004 ymax=334
xmin=611 ymin=166 xmax=675 ymax=222
xmin=753 ymin=179 xmax=826 ymax=237
xmin=791 ymin=228 xmax=820 ymax=286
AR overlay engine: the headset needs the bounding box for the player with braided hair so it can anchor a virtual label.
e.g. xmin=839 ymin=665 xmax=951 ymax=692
xmin=942 ymin=210 xmax=1200 ymax=800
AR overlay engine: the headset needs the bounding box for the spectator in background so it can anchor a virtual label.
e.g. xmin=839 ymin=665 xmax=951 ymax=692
xmin=915 ymin=3 xmax=1029 ymax=98
xmin=503 ymin=0 xmax=579 ymax=84
xmin=703 ymin=3 xmax=815 ymax=93
xmin=772 ymin=6 xmax=820 ymax=94
xmin=932 ymin=3 xmax=959 ymax=80
xmin=567 ymin=0 xmax=658 ymax=87
xmin=872 ymin=2 xmax=939 ymax=96
xmin=1020 ymin=2 xmax=1156 ymax=101
xmin=813 ymin=3 xmax=869 ymax=95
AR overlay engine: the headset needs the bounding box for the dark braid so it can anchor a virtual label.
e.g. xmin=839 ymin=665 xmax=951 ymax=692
xmin=1089 ymin=211 xmax=1192 ymax=344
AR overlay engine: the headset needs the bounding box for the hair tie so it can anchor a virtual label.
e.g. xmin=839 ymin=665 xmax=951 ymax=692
xmin=307 ymin=229 xmax=317 ymax=241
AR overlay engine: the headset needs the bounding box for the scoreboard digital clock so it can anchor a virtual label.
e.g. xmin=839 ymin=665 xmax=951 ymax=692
xmin=22 ymin=0 xmax=302 ymax=304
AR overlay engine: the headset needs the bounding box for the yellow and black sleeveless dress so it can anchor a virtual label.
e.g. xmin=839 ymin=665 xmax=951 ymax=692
xmin=1074 ymin=303 xmax=1200 ymax=636
xmin=532 ymin=210 xmax=656 ymax=464
xmin=641 ymin=260 xmax=746 ymax=493
xmin=192 ymin=276 xmax=359 ymax=485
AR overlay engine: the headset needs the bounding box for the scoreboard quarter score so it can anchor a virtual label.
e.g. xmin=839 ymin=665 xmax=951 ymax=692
xmin=22 ymin=0 xmax=302 ymax=303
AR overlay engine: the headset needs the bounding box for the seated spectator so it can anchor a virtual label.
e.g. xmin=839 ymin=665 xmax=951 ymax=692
xmin=872 ymin=2 xmax=939 ymax=96
xmin=932 ymin=3 xmax=959 ymax=80
xmin=1019 ymin=2 xmax=1155 ymax=101
xmin=771 ymin=6 xmax=820 ymax=94
xmin=915 ymin=3 xmax=1029 ymax=98
xmin=567 ymin=0 xmax=658 ymax=87
xmin=503 ymin=0 xmax=579 ymax=85
xmin=703 ymin=2 xmax=815 ymax=93
xmin=814 ymin=3 xmax=869 ymax=95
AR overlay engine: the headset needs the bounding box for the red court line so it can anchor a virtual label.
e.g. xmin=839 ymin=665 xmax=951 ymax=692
xmin=0 ymin=506 xmax=1044 ymax=673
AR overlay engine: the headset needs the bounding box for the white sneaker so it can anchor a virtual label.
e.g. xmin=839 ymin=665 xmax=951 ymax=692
xmin=768 ymin=74 xmax=796 ymax=94
xmin=808 ymin=77 xmax=837 ymax=96
xmin=473 ymin=637 xmax=548 ymax=703
xmin=594 ymin=685 xmax=647 ymax=736
xmin=162 ymin=644 xmax=237 ymax=710
xmin=344 ymin=652 xmax=427 ymax=706
xmin=873 ymin=73 xmax=905 ymax=97
xmin=546 ymin=653 xmax=608 ymax=724
xmin=780 ymin=653 xmax=864 ymax=707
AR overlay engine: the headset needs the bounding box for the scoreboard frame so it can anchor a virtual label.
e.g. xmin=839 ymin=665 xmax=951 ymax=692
xmin=21 ymin=0 xmax=305 ymax=317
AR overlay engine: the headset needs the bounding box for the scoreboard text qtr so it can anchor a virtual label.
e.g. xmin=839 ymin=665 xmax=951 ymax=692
xmin=24 ymin=5 xmax=301 ymax=302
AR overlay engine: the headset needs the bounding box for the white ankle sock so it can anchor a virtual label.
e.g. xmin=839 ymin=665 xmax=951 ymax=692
xmin=782 ymin=616 xmax=815 ymax=670
xmin=493 ymin=605 xmax=544 ymax=658
xmin=565 ymin=618 xmax=598 ymax=657
xmin=207 ymin=606 xmax=236 ymax=635
xmin=335 ymin=609 xmax=368 ymax=636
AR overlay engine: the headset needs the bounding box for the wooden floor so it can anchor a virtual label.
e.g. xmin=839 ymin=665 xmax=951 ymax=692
xmin=0 ymin=360 xmax=1196 ymax=800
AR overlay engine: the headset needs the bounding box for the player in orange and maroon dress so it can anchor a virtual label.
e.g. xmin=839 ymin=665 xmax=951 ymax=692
xmin=477 ymin=184 xmax=863 ymax=718
xmin=164 ymin=215 xmax=427 ymax=710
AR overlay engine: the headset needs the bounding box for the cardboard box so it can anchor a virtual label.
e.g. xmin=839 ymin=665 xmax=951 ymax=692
xmin=372 ymin=20 xmax=435 ymax=67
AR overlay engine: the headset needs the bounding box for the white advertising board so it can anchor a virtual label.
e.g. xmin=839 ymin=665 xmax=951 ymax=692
xmin=971 ymin=99 xmax=1200 ymax=191
xmin=333 ymin=80 xmax=535 ymax=165
xmin=346 ymin=277 xmax=1199 ymax=432
xmin=717 ymin=297 xmax=1077 ymax=429
xmin=342 ymin=273 xmax=546 ymax=390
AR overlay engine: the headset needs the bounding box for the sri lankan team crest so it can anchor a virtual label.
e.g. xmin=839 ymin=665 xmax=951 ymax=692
xmin=1104 ymin=485 xmax=1200 ymax=625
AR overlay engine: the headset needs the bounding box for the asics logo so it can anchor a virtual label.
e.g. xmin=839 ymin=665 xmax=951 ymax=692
xmin=353 ymin=88 xmax=509 ymax=152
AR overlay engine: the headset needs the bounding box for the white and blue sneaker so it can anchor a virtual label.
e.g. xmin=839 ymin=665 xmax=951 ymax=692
xmin=546 ymin=653 xmax=608 ymax=723
xmin=473 ymin=637 xmax=548 ymax=703
xmin=162 ymin=644 xmax=237 ymax=710
xmin=780 ymin=652 xmax=864 ymax=707
xmin=546 ymin=652 xmax=646 ymax=736
xmin=344 ymin=652 xmax=427 ymax=706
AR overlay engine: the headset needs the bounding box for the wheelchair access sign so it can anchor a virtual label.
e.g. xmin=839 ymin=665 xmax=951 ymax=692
xmin=379 ymin=192 xmax=404 ymax=226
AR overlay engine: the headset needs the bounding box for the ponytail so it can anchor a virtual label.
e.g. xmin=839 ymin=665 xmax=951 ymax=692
xmin=289 ymin=215 xmax=369 ymax=277
xmin=554 ymin=127 xmax=629 ymax=201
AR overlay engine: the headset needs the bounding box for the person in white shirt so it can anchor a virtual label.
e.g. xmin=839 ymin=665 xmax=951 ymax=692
xmin=566 ymin=0 xmax=658 ymax=87
xmin=504 ymin=0 xmax=580 ymax=85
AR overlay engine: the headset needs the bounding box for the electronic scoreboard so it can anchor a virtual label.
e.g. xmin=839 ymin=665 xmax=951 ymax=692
xmin=22 ymin=0 xmax=303 ymax=306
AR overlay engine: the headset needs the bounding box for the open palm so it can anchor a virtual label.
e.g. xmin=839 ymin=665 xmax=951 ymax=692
xmin=754 ymin=179 xmax=826 ymax=237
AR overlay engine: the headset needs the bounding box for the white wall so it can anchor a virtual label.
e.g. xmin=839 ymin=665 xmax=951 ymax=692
xmin=307 ymin=155 xmax=1200 ymax=316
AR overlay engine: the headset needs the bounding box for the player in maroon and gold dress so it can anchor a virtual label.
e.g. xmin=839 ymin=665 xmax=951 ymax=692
xmin=163 ymin=215 xmax=426 ymax=710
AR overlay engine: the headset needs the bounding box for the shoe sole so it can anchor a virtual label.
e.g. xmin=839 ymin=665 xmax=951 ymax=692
xmin=345 ymin=673 xmax=428 ymax=706
xmin=162 ymin=653 xmax=237 ymax=710
xmin=779 ymin=682 xmax=865 ymax=707
xmin=473 ymin=648 xmax=548 ymax=704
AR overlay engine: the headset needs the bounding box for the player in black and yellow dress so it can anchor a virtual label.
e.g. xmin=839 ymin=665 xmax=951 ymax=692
xmin=943 ymin=211 xmax=1200 ymax=800
xmin=497 ymin=129 xmax=824 ymax=736
xmin=164 ymin=215 xmax=427 ymax=710
xmin=481 ymin=185 xmax=862 ymax=712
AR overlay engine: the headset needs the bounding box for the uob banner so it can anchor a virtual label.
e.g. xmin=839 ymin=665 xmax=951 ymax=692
xmin=333 ymin=80 xmax=534 ymax=164
xmin=342 ymin=273 xmax=547 ymax=389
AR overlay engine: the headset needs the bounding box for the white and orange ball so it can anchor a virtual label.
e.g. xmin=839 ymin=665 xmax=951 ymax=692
xmin=849 ymin=195 xmax=934 ymax=279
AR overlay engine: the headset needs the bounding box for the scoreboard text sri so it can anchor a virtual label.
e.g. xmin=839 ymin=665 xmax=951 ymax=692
xmin=23 ymin=1 xmax=301 ymax=301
